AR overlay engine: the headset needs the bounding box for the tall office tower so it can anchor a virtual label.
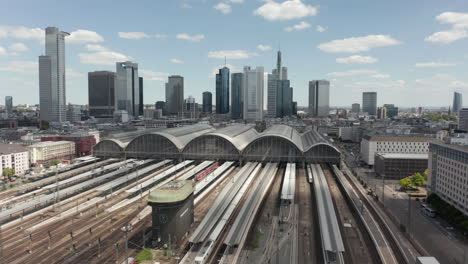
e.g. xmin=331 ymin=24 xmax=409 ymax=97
xmin=351 ymin=103 xmax=360 ymax=113
xmin=231 ymin=73 xmax=243 ymax=119
xmin=216 ymin=67 xmax=230 ymax=114
xmin=268 ymin=50 xmax=289 ymax=117
xmin=308 ymin=80 xmax=330 ymax=117
xmin=155 ymin=101 xmax=166 ymax=115
xmin=459 ymin=108 xmax=468 ymax=131
xmin=139 ymin=77 xmax=144 ymax=116
xmin=115 ymin=61 xmax=139 ymax=117
xmin=276 ymin=80 xmax=292 ymax=117
xmin=383 ymin=104 xmax=398 ymax=118
xmin=377 ymin=107 xmax=387 ymax=120
xmin=292 ymin=101 xmax=297 ymax=115
xmin=362 ymin=92 xmax=377 ymax=116
xmin=88 ymin=71 xmax=116 ymax=118
xmin=202 ymin=91 xmax=212 ymax=113
xmin=243 ymin=66 xmax=264 ymax=121
xmin=453 ymin=92 xmax=463 ymax=115
xmin=5 ymin=96 xmax=13 ymax=116
xmin=39 ymin=27 xmax=69 ymax=122
xmin=165 ymin=75 xmax=184 ymax=115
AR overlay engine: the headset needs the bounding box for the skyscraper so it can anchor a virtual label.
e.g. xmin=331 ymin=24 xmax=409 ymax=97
xmin=39 ymin=27 xmax=69 ymax=122
xmin=139 ymin=77 xmax=144 ymax=116
xmin=453 ymin=92 xmax=463 ymax=115
xmin=308 ymin=80 xmax=330 ymax=117
xmin=202 ymin=91 xmax=212 ymax=113
xmin=216 ymin=67 xmax=230 ymax=114
xmin=155 ymin=101 xmax=166 ymax=116
xmin=351 ymin=103 xmax=360 ymax=113
xmin=459 ymin=108 xmax=468 ymax=131
xmin=5 ymin=96 xmax=13 ymax=116
xmin=267 ymin=50 xmax=289 ymax=117
xmin=243 ymin=66 xmax=264 ymax=121
xmin=165 ymin=75 xmax=184 ymax=115
xmin=115 ymin=61 xmax=139 ymax=117
xmin=88 ymin=71 xmax=116 ymax=118
xmin=276 ymin=80 xmax=292 ymax=117
xmin=231 ymin=73 xmax=243 ymax=120
xmin=362 ymin=92 xmax=377 ymax=116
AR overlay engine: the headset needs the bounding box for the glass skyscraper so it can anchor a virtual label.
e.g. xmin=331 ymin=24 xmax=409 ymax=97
xmin=202 ymin=91 xmax=212 ymax=113
xmin=165 ymin=75 xmax=184 ymax=115
xmin=216 ymin=67 xmax=230 ymax=114
xmin=362 ymin=92 xmax=377 ymax=116
xmin=243 ymin=66 xmax=264 ymax=121
xmin=453 ymin=92 xmax=463 ymax=115
xmin=5 ymin=96 xmax=12 ymax=116
xmin=231 ymin=73 xmax=243 ymax=119
xmin=88 ymin=71 xmax=116 ymax=118
xmin=39 ymin=27 xmax=69 ymax=122
xmin=309 ymin=80 xmax=330 ymax=117
xmin=115 ymin=61 xmax=140 ymax=117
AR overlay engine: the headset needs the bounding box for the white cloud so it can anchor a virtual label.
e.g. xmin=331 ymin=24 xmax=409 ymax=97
xmin=254 ymin=0 xmax=318 ymax=21
xmin=208 ymin=50 xmax=259 ymax=59
xmin=0 ymin=46 xmax=7 ymax=56
xmin=425 ymin=29 xmax=468 ymax=44
xmin=284 ymin=21 xmax=311 ymax=32
xmin=336 ymin=55 xmax=378 ymax=64
xmin=67 ymin=29 xmax=104 ymax=44
xmin=139 ymin=69 xmax=169 ymax=81
xmin=318 ymin=34 xmax=401 ymax=53
xmin=415 ymin=74 xmax=468 ymax=89
xmin=176 ymin=33 xmax=205 ymax=42
xmin=0 ymin=26 xmax=44 ymax=41
xmin=9 ymin=43 xmax=28 ymax=52
xmin=79 ymin=46 xmax=132 ymax=65
xmin=118 ymin=32 xmax=150 ymax=39
xmin=327 ymin=69 xmax=377 ymax=77
xmin=214 ymin=3 xmax=232 ymax=14
xmin=257 ymin=44 xmax=272 ymax=51
xmin=229 ymin=0 xmax=244 ymax=3
xmin=316 ymin=25 xmax=326 ymax=32
xmin=425 ymin=12 xmax=468 ymax=44
xmin=0 ymin=60 xmax=37 ymax=73
xmin=415 ymin=62 xmax=456 ymax=67
xmin=371 ymin=74 xmax=390 ymax=79
xmin=170 ymin=58 xmax=184 ymax=64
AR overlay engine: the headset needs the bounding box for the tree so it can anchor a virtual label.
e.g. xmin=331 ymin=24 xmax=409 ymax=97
xmin=412 ymin=172 xmax=426 ymax=186
xmin=49 ymin=160 xmax=60 ymax=167
xmin=423 ymin=169 xmax=428 ymax=181
xmin=2 ymin=168 xmax=15 ymax=181
xmin=400 ymin=177 xmax=413 ymax=189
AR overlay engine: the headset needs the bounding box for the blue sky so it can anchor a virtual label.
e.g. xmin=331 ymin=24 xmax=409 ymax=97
xmin=0 ymin=0 xmax=467 ymax=107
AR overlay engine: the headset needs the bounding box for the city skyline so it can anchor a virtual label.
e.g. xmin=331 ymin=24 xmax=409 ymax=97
xmin=0 ymin=1 xmax=467 ymax=107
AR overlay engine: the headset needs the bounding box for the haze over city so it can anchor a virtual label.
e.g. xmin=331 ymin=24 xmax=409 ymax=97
xmin=0 ymin=0 xmax=467 ymax=107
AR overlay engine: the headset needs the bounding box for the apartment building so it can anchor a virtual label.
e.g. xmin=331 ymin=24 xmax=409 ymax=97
xmin=0 ymin=143 xmax=30 ymax=176
xmin=28 ymin=141 xmax=75 ymax=164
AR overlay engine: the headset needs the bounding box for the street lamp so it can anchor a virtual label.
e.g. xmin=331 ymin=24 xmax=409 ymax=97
xmin=121 ymin=224 xmax=133 ymax=264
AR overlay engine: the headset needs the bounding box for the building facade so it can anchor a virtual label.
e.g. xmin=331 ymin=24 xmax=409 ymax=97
xmin=276 ymin=80 xmax=292 ymax=118
xmin=351 ymin=103 xmax=360 ymax=114
xmin=231 ymin=73 xmax=243 ymax=120
xmin=267 ymin=50 xmax=288 ymax=117
xmin=28 ymin=141 xmax=75 ymax=164
xmin=139 ymin=77 xmax=144 ymax=116
xmin=361 ymin=136 xmax=436 ymax=165
xmin=5 ymin=96 xmax=13 ymax=116
xmin=0 ymin=143 xmax=30 ymax=176
xmin=88 ymin=71 xmax=116 ymax=118
xmin=165 ymin=75 xmax=184 ymax=115
xmin=202 ymin=91 xmax=212 ymax=114
xmin=216 ymin=67 xmax=230 ymax=114
xmin=374 ymin=153 xmax=428 ymax=179
xmin=453 ymin=92 xmax=463 ymax=115
xmin=428 ymin=143 xmax=468 ymax=216
xmin=308 ymin=80 xmax=330 ymax=117
xmin=362 ymin=92 xmax=377 ymax=116
xmin=459 ymin=108 xmax=468 ymax=131
xmin=41 ymin=134 xmax=96 ymax=157
xmin=39 ymin=27 xmax=69 ymax=123
xmin=155 ymin=101 xmax=166 ymax=116
xmin=243 ymin=66 xmax=264 ymax=121
xmin=115 ymin=61 xmax=139 ymax=117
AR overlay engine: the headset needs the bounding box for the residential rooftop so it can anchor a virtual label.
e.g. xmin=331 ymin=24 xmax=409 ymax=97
xmin=0 ymin=143 xmax=28 ymax=154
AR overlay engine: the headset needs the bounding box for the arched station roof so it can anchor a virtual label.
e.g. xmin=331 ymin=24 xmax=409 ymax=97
xmin=200 ymin=124 xmax=259 ymax=152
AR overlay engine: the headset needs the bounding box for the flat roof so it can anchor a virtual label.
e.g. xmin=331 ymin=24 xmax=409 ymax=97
xmin=147 ymin=180 xmax=193 ymax=204
xmin=0 ymin=143 xmax=28 ymax=154
xmin=364 ymin=135 xmax=438 ymax=142
xmin=377 ymin=153 xmax=428 ymax=160
xmin=28 ymin=141 xmax=74 ymax=147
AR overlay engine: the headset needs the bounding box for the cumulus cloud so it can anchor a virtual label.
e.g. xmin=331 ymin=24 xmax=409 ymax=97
xmin=316 ymin=25 xmax=326 ymax=32
xmin=176 ymin=33 xmax=205 ymax=42
xmin=336 ymin=55 xmax=378 ymax=64
xmin=67 ymin=29 xmax=104 ymax=44
xmin=0 ymin=26 xmax=44 ymax=41
xmin=415 ymin=62 xmax=456 ymax=67
xmin=327 ymin=69 xmax=378 ymax=77
xmin=9 ymin=42 xmax=28 ymax=52
xmin=425 ymin=12 xmax=468 ymax=44
xmin=257 ymin=44 xmax=272 ymax=51
xmin=79 ymin=45 xmax=132 ymax=65
xmin=318 ymin=35 xmax=401 ymax=53
xmin=229 ymin=0 xmax=244 ymax=3
xmin=214 ymin=3 xmax=232 ymax=14
xmin=118 ymin=32 xmax=151 ymax=39
xmin=170 ymin=58 xmax=184 ymax=64
xmin=371 ymin=74 xmax=390 ymax=79
xmin=0 ymin=60 xmax=37 ymax=73
xmin=284 ymin=21 xmax=311 ymax=32
xmin=139 ymin=69 xmax=169 ymax=81
xmin=0 ymin=46 xmax=7 ymax=56
xmin=254 ymin=0 xmax=318 ymax=21
xmin=208 ymin=50 xmax=259 ymax=59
